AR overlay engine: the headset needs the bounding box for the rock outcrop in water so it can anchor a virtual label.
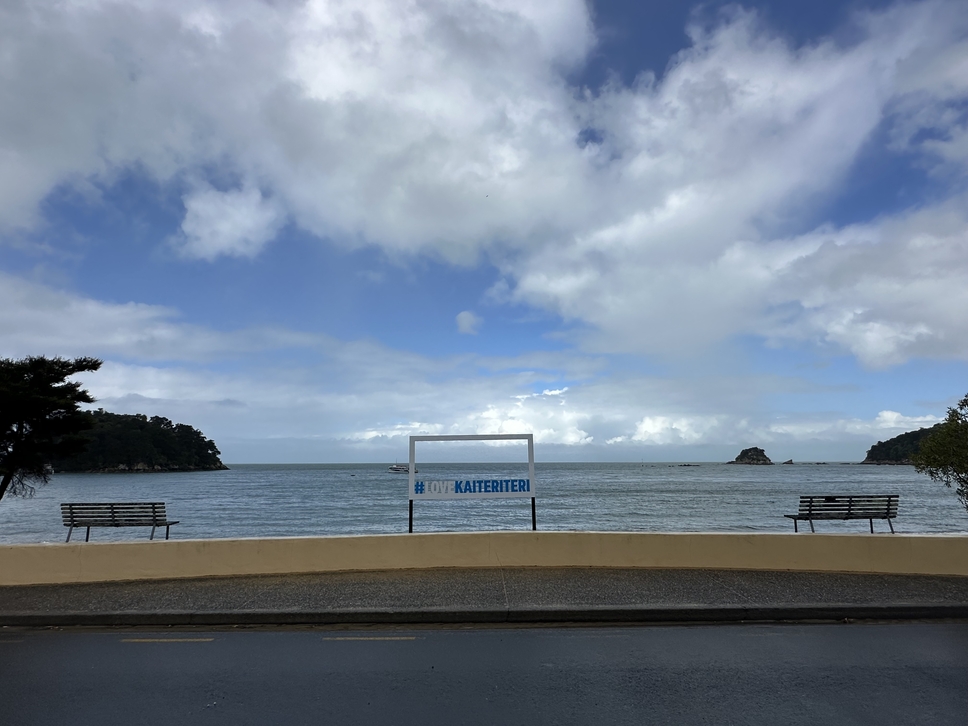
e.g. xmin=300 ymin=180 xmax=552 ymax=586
xmin=728 ymin=447 xmax=774 ymax=465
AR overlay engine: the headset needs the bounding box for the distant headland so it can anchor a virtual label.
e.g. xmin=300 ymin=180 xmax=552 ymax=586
xmin=52 ymin=409 xmax=228 ymax=473
xmin=861 ymin=424 xmax=943 ymax=465
xmin=723 ymin=422 xmax=942 ymax=467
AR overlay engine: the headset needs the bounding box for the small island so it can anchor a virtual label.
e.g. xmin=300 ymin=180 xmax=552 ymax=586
xmin=727 ymin=447 xmax=774 ymax=465
xmin=862 ymin=424 xmax=943 ymax=465
xmin=52 ymin=409 xmax=228 ymax=473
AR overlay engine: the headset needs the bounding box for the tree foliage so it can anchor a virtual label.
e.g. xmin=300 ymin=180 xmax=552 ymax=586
xmin=912 ymin=394 xmax=968 ymax=511
xmin=0 ymin=356 xmax=102 ymax=501
xmin=51 ymin=409 xmax=227 ymax=472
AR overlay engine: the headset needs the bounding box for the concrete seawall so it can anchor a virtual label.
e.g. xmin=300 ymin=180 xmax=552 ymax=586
xmin=2 ymin=531 xmax=967 ymax=586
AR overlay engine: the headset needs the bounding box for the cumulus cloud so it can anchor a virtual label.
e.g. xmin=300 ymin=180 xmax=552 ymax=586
xmin=2 ymin=0 xmax=968 ymax=369
xmin=176 ymin=184 xmax=285 ymax=259
xmin=505 ymin=2 xmax=968 ymax=364
xmin=738 ymin=199 xmax=968 ymax=366
xmin=0 ymin=0 xmax=594 ymax=258
xmin=628 ymin=416 xmax=724 ymax=445
xmin=456 ymin=310 xmax=482 ymax=334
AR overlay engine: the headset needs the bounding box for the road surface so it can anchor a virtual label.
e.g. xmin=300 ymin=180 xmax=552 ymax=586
xmin=1 ymin=622 xmax=966 ymax=724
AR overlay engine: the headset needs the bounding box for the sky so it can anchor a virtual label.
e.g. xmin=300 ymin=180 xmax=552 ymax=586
xmin=1 ymin=0 xmax=967 ymax=463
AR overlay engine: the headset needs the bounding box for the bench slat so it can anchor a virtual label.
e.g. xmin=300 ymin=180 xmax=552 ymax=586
xmin=798 ymin=512 xmax=897 ymax=515
xmin=62 ymin=521 xmax=177 ymax=526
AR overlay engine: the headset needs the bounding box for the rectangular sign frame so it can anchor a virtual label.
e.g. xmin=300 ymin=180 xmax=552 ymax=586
xmin=407 ymin=434 xmax=536 ymax=532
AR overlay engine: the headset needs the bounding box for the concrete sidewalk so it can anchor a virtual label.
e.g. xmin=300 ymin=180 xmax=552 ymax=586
xmin=2 ymin=568 xmax=968 ymax=626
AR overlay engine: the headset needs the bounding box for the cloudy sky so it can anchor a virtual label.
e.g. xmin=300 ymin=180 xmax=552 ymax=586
xmin=2 ymin=0 xmax=967 ymax=462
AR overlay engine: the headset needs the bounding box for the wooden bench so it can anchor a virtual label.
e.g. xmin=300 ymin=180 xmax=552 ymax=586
xmin=61 ymin=502 xmax=179 ymax=542
xmin=784 ymin=494 xmax=898 ymax=533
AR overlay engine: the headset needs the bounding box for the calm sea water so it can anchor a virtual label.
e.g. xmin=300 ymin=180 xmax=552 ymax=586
xmin=1 ymin=462 xmax=966 ymax=544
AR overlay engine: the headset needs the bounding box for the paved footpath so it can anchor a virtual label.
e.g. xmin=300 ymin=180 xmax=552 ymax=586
xmin=2 ymin=568 xmax=968 ymax=625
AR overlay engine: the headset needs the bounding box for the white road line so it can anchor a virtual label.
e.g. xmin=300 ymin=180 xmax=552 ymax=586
xmin=121 ymin=638 xmax=215 ymax=643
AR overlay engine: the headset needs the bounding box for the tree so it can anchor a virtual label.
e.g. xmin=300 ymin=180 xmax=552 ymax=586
xmin=912 ymin=394 xmax=968 ymax=512
xmin=0 ymin=356 xmax=102 ymax=501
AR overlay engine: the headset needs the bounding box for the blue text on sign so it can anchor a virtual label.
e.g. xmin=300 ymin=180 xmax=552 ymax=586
xmin=410 ymin=478 xmax=532 ymax=499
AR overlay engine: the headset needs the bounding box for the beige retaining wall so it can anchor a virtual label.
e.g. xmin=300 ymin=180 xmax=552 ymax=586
xmin=1 ymin=532 xmax=967 ymax=586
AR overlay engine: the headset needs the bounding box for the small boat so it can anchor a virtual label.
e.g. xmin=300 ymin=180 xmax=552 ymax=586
xmin=388 ymin=463 xmax=416 ymax=473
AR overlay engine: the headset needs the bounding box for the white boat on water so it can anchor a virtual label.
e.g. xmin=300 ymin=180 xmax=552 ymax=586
xmin=388 ymin=463 xmax=416 ymax=473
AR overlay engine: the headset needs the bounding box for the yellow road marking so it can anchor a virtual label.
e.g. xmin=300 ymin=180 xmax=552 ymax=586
xmin=121 ymin=638 xmax=215 ymax=643
xmin=322 ymin=636 xmax=417 ymax=641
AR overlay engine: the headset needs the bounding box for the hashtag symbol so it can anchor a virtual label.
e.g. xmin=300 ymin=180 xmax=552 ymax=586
xmin=414 ymin=482 xmax=425 ymax=494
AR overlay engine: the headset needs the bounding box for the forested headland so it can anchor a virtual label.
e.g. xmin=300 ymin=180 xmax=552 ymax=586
xmin=862 ymin=424 xmax=943 ymax=464
xmin=51 ymin=409 xmax=228 ymax=473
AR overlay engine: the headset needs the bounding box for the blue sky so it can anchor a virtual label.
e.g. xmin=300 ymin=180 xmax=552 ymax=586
xmin=2 ymin=0 xmax=967 ymax=462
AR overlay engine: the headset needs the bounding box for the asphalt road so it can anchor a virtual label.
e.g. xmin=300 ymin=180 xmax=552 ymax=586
xmin=1 ymin=622 xmax=966 ymax=725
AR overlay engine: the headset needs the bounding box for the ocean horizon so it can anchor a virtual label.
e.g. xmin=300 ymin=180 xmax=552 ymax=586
xmin=2 ymin=461 xmax=967 ymax=545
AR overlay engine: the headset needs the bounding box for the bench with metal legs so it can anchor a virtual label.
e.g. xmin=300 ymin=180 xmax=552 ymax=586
xmin=61 ymin=502 xmax=179 ymax=542
xmin=784 ymin=495 xmax=898 ymax=533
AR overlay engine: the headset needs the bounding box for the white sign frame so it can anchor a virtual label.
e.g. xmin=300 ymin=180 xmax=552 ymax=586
xmin=406 ymin=433 xmax=536 ymax=532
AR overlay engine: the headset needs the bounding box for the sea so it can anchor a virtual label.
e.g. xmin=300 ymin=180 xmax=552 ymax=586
xmin=1 ymin=462 xmax=967 ymax=544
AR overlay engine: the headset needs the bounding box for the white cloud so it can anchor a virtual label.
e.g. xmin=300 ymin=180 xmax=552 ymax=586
xmin=870 ymin=410 xmax=939 ymax=429
xmin=176 ymin=184 xmax=285 ymax=260
xmin=1 ymin=273 xmax=941 ymax=459
xmin=630 ymin=416 xmax=723 ymax=445
xmin=456 ymin=310 xmax=482 ymax=334
xmin=0 ymin=271 xmax=319 ymax=362
xmin=754 ymin=201 xmax=968 ymax=366
xmin=764 ymin=410 xmax=940 ymax=439
xmin=505 ymin=2 xmax=968 ymax=365
xmin=0 ymin=0 xmax=594 ymax=259
xmin=2 ymin=0 xmax=968 ymax=370
xmin=86 ymin=355 xmax=942 ymax=461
